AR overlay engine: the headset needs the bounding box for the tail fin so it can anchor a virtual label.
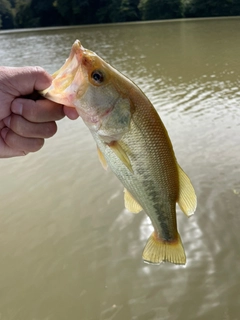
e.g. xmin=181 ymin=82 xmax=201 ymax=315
xmin=142 ymin=232 xmax=186 ymax=265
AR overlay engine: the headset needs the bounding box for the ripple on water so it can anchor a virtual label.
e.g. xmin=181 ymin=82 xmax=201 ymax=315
xmin=0 ymin=19 xmax=240 ymax=320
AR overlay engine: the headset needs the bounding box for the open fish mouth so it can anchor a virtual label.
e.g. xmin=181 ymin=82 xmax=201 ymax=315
xmin=39 ymin=38 xmax=197 ymax=265
xmin=40 ymin=40 xmax=88 ymax=107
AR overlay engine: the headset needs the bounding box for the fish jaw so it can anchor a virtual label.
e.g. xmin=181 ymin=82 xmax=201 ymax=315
xmin=40 ymin=40 xmax=88 ymax=107
xmin=40 ymin=40 xmax=132 ymax=141
xmin=39 ymin=40 xmax=197 ymax=265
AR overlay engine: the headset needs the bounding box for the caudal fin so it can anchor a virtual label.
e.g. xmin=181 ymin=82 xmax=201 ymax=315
xmin=142 ymin=232 xmax=186 ymax=265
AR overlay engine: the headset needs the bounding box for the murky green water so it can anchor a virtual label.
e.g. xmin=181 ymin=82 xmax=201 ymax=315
xmin=0 ymin=18 xmax=240 ymax=320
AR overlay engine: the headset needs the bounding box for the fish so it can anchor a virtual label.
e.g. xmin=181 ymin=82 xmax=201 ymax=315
xmin=41 ymin=40 xmax=197 ymax=265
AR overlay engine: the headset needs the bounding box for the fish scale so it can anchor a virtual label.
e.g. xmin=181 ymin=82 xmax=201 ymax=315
xmin=40 ymin=40 xmax=197 ymax=265
xmin=93 ymin=95 xmax=179 ymax=241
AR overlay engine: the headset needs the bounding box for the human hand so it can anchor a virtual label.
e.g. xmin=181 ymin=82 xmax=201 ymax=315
xmin=0 ymin=66 xmax=79 ymax=158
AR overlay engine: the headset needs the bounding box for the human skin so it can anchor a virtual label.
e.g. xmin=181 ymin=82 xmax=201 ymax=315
xmin=0 ymin=66 xmax=79 ymax=158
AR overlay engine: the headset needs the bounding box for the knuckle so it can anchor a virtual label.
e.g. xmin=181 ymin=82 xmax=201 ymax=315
xmin=32 ymin=66 xmax=45 ymax=74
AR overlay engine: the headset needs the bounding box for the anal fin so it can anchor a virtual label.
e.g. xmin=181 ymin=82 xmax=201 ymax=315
xmin=142 ymin=232 xmax=186 ymax=265
xmin=124 ymin=188 xmax=143 ymax=213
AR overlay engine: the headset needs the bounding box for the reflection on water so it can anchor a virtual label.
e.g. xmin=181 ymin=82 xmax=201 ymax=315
xmin=0 ymin=18 xmax=240 ymax=320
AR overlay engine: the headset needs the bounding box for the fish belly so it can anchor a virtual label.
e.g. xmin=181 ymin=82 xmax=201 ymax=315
xmin=92 ymin=116 xmax=179 ymax=243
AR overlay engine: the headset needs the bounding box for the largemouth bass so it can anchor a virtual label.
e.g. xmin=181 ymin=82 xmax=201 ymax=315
xmin=41 ymin=40 xmax=197 ymax=265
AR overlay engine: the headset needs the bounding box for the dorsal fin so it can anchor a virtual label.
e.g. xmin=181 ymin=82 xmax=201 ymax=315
xmin=124 ymin=188 xmax=143 ymax=213
xmin=177 ymin=164 xmax=197 ymax=217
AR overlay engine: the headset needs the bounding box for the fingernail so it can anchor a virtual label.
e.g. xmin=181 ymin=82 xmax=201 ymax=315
xmin=1 ymin=128 xmax=9 ymax=140
xmin=11 ymin=101 xmax=23 ymax=115
xmin=3 ymin=116 xmax=11 ymax=128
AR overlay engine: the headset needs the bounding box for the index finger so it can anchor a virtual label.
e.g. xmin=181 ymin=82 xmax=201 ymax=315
xmin=11 ymin=98 xmax=65 ymax=123
xmin=8 ymin=66 xmax=52 ymax=95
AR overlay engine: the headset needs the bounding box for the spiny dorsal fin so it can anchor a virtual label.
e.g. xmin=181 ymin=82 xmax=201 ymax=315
xmin=97 ymin=146 xmax=108 ymax=170
xmin=124 ymin=188 xmax=143 ymax=213
xmin=108 ymin=141 xmax=133 ymax=173
xmin=177 ymin=164 xmax=197 ymax=217
xmin=142 ymin=232 xmax=186 ymax=265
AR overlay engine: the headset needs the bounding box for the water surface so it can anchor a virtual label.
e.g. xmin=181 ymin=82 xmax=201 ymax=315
xmin=0 ymin=18 xmax=240 ymax=320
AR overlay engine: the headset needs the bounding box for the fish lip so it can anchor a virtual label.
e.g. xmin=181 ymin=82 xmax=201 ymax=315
xmin=41 ymin=39 xmax=114 ymax=124
xmin=40 ymin=40 xmax=87 ymax=105
xmin=68 ymin=40 xmax=84 ymax=63
xmin=53 ymin=39 xmax=84 ymax=78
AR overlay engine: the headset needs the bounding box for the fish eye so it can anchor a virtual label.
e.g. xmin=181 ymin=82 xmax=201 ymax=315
xmin=91 ymin=70 xmax=104 ymax=84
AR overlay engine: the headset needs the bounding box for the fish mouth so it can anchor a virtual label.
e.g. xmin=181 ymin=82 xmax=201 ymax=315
xmin=39 ymin=40 xmax=88 ymax=107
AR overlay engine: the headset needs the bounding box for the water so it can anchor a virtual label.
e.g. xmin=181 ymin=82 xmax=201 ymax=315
xmin=0 ymin=18 xmax=240 ymax=320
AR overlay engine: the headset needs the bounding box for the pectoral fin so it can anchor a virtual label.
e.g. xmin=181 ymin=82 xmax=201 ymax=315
xmin=97 ymin=146 xmax=108 ymax=170
xmin=124 ymin=188 xmax=143 ymax=213
xmin=108 ymin=141 xmax=133 ymax=173
xmin=177 ymin=165 xmax=197 ymax=217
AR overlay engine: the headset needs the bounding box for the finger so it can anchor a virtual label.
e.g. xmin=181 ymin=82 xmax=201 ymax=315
xmin=10 ymin=66 xmax=52 ymax=95
xmin=11 ymin=98 xmax=65 ymax=123
xmin=3 ymin=114 xmax=57 ymax=139
xmin=1 ymin=128 xmax=44 ymax=154
xmin=0 ymin=120 xmax=5 ymax=130
xmin=0 ymin=128 xmax=26 ymax=157
xmin=63 ymin=106 xmax=79 ymax=120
